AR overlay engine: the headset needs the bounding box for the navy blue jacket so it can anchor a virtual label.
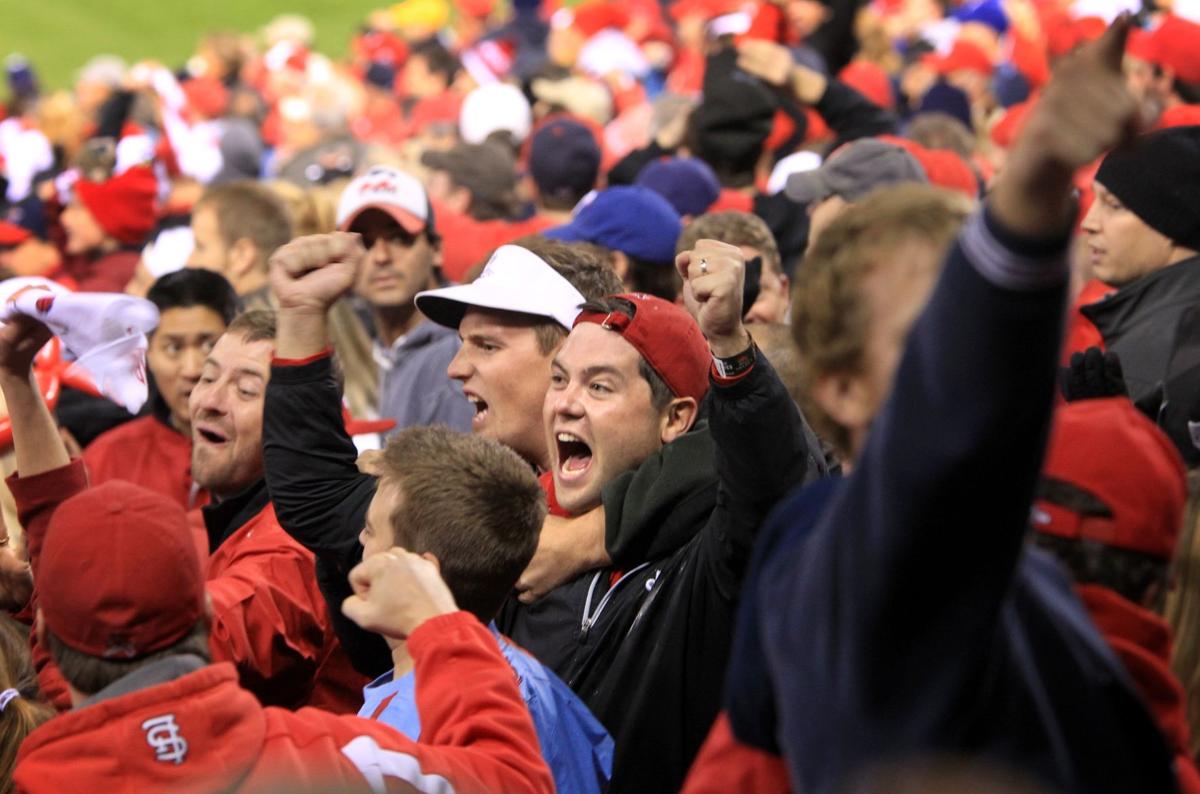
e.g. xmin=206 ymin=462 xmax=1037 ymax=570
xmin=738 ymin=210 xmax=1179 ymax=793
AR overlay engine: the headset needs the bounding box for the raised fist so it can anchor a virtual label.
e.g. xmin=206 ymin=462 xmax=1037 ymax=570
xmin=269 ymin=232 xmax=364 ymax=315
xmin=676 ymin=239 xmax=752 ymax=357
xmin=342 ymin=549 xmax=459 ymax=641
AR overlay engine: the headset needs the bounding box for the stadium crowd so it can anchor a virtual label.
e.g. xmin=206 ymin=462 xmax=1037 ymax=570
xmin=1 ymin=0 xmax=1200 ymax=791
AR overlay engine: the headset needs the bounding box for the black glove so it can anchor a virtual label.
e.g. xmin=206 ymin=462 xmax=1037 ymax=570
xmin=1060 ymin=347 xmax=1129 ymax=402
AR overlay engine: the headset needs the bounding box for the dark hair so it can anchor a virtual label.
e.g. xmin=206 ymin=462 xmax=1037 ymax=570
xmin=505 ymin=236 xmax=625 ymax=354
xmin=375 ymin=426 xmax=546 ymax=620
xmin=147 ymin=268 xmax=241 ymax=325
xmin=578 ymin=297 xmax=675 ymax=411
xmin=195 ymin=181 xmax=294 ymax=269
xmin=410 ymin=40 xmax=461 ymax=87
xmin=625 ymin=253 xmax=682 ymax=301
xmin=46 ymin=622 xmax=211 ymax=696
xmin=1032 ymin=534 xmax=1169 ymax=608
xmin=226 ymin=308 xmax=277 ymax=343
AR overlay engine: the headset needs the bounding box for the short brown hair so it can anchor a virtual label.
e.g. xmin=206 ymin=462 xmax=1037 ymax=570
xmin=46 ymin=622 xmax=211 ymax=697
xmin=792 ymin=185 xmax=969 ymax=454
xmin=677 ymin=211 xmax=783 ymax=276
xmin=226 ymin=308 xmax=277 ymax=343
xmin=506 ymin=236 xmax=624 ymax=355
xmin=374 ymin=426 xmax=546 ymax=620
xmin=196 ymin=182 xmax=294 ymax=271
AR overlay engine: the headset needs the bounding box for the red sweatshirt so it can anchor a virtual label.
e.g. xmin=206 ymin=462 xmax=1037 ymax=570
xmin=9 ymin=461 xmax=365 ymax=714
xmin=14 ymin=612 xmax=554 ymax=794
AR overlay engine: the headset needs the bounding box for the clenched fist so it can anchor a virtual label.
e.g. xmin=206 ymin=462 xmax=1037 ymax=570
xmin=342 ymin=549 xmax=459 ymax=641
xmin=676 ymin=239 xmax=753 ymax=357
xmin=269 ymin=232 xmax=365 ymax=315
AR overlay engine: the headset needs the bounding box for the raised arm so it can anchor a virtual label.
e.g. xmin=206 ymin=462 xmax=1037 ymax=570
xmin=763 ymin=18 xmax=1140 ymax=783
xmin=264 ymin=234 xmax=392 ymax=675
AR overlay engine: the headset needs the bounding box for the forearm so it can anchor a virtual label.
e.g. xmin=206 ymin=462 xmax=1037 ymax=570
xmin=0 ymin=371 xmax=69 ymax=478
xmin=263 ymin=354 xmax=375 ymax=557
xmin=276 ymin=308 xmax=332 ymax=361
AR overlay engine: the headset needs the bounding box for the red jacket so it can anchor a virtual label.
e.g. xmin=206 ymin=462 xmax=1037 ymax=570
xmin=9 ymin=461 xmax=365 ymax=714
xmin=14 ymin=612 xmax=555 ymax=794
xmin=204 ymin=499 xmax=367 ymax=712
xmin=682 ymin=712 xmax=790 ymax=793
xmin=52 ymin=249 xmax=140 ymax=293
xmin=83 ymin=414 xmax=209 ymax=510
xmin=1077 ymin=585 xmax=1200 ymax=794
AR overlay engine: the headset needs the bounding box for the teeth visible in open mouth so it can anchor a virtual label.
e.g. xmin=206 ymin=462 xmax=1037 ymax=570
xmin=467 ymin=395 xmax=489 ymax=418
xmin=555 ymin=431 xmax=592 ymax=473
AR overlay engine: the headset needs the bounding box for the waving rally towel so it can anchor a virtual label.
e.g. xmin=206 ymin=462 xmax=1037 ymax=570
xmin=0 ymin=278 xmax=160 ymax=413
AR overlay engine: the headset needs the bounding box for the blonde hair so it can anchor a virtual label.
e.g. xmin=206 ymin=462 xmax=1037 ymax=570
xmin=791 ymin=185 xmax=969 ymax=455
xmin=0 ymin=615 xmax=54 ymax=793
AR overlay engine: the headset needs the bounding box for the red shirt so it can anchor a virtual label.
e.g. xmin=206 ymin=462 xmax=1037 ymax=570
xmin=84 ymin=415 xmax=209 ymax=510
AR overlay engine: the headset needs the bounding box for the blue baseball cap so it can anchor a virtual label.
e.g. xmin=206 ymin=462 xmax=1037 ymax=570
xmin=544 ymin=186 xmax=682 ymax=265
xmin=635 ymin=157 xmax=721 ymax=219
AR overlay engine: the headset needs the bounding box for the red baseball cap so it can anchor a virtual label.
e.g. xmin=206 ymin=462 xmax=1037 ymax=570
xmin=1034 ymin=398 xmax=1187 ymax=560
xmin=0 ymin=221 xmax=32 ymax=247
xmin=74 ymin=165 xmax=159 ymax=246
xmin=39 ymin=481 xmax=205 ymax=659
xmin=574 ymin=293 xmax=711 ymax=404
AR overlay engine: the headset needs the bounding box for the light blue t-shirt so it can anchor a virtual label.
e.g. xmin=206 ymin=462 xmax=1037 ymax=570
xmin=360 ymin=623 xmax=613 ymax=793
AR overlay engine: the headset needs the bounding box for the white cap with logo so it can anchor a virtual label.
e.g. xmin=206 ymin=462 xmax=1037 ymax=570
xmin=337 ymin=166 xmax=430 ymax=234
xmin=415 ymin=245 xmax=586 ymax=331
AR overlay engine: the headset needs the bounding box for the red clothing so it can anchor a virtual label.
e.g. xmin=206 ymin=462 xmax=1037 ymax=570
xmin=1077 ymin=585 xmax=1200 ymax=794
xmin=1061 ymin=278 xmax=1116 ymax=363
xmin=709 ymin=189 xmax=755 ymax=214
xmin=51 ymin=249 xmax=140 ymax=293
xmin=204 ymin=501 xmax=367 ymax=713
xmin=682 ymin=712 xmax=791 ymax=793
xmin=14 ymin=612 xmax=554 ymax=794
xmin=434 ymin=201 xmax=559 ymax=283
xmin=84 ymin=415 xmax=209 ymax=510
xmin=9 ymin=460 xmax=365 ymax=714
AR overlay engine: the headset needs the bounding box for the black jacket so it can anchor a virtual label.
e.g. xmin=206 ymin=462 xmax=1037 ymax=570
xmin=1081 ymin=253 xmax=1200 ymax=409
xmin=497 ymin=357 xmax=822 ymax=793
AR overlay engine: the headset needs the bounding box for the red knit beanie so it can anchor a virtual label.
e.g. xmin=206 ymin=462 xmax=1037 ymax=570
xmin=74 ymin=165 xmax=158 ymax=246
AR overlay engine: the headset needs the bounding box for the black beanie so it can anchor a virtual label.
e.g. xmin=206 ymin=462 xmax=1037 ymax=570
xmin=1094 ymin=125 xmax=1200 ymax=252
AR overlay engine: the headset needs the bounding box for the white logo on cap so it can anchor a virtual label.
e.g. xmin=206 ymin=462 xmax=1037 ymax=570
xmin=142 ymin=714 xmax=188 ymax=765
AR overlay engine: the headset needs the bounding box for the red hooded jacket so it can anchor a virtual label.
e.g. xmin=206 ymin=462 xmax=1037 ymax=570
xmin=14 ymin=612 xmax=554 ymax=794
xmin=9 ymin=460 xmax=365 ymax=714
xmin=1077 ymin=585 xmax=1200 ymax=794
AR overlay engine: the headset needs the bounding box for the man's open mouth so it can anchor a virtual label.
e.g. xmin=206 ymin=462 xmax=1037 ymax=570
xmin=556 ymin=431 xmax=593 ymax=475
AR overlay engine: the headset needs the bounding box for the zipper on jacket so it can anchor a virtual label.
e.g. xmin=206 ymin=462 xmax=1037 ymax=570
xmin=579 ymin=562 xmax=652 ymax=642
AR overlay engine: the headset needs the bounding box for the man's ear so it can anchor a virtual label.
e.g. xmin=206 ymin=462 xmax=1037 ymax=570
xmin=419 ymin=551 xmax=442 ymax=573
xmin=447 ymin=185 xmax=472 ymax=216
xmin=813 ymin=371 xmax=872 ymax=441
xmin=228 ymin=238 xmax=261 ymax=284
xmin=661 ymin=396 xmax=699 ymax=443
xmin=610 ymin=251 xmax=630 ymax=283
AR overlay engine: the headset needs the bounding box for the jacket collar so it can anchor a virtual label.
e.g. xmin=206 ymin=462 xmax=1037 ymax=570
xmin=201 ymin=478 xmax=270 ymax=552
xmin=81 ymin=654 xmax=209 ymax=708
xmin=1081 ymin=254 xmax=1200 ymax=335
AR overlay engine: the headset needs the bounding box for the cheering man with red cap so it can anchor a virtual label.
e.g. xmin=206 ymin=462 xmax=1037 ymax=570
xmin=0 ymin=314 xmax=553 ymax=794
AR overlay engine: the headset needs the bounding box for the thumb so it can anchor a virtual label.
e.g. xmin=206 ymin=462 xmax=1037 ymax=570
xmin=1089 ymin=13 xmax=1132 ymax=74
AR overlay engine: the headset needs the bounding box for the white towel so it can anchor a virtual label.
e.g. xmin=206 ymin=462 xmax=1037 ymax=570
xmin=0 ymin=278 xmax=160 ymax=414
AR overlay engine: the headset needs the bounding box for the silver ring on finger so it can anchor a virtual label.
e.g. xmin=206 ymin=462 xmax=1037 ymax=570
xmin=699 ymin=258 xmax=708 ymax=274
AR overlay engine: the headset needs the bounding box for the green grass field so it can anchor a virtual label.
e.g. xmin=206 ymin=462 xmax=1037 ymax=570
xmin=1 ymin=0 xmax=382 ymax=91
